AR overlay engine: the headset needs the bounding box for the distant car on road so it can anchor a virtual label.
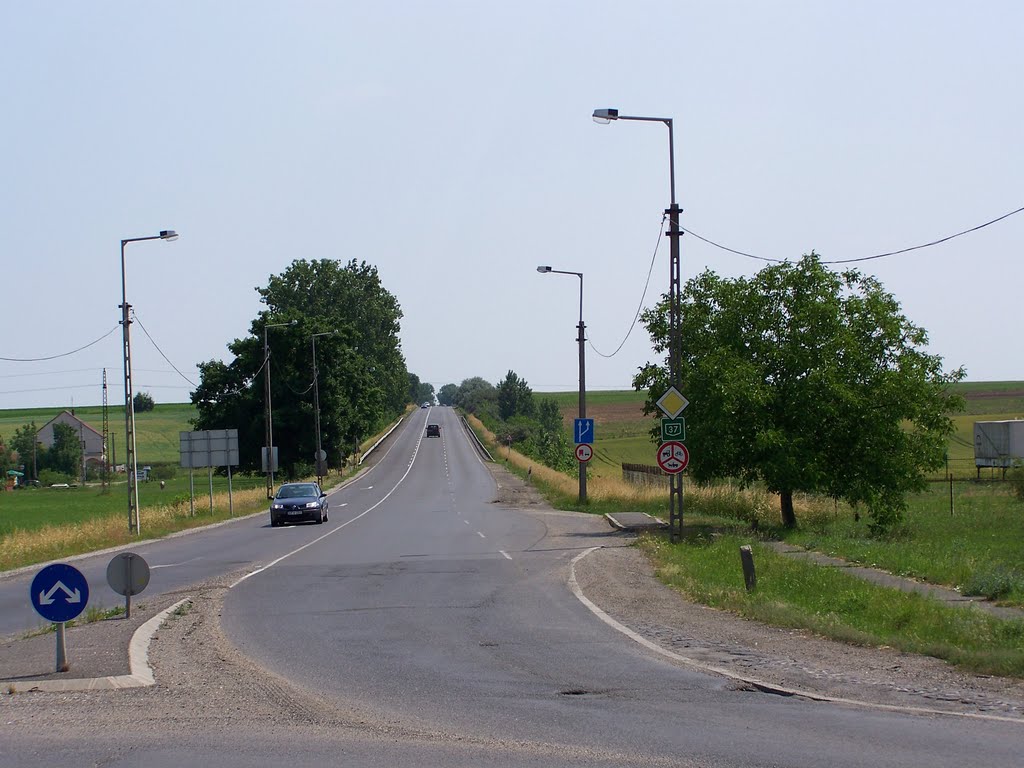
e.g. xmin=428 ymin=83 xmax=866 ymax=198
xmin=270 ymin=482 xmax=329 ymax=527
xmin=425 ymin=424 xmax=441 ymax=438
xmin=421 ymin=402 xmax=431 ymax=408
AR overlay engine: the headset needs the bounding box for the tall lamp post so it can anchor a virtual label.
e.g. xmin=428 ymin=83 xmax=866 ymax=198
xmin=536 ymin=266 xmax=587 ymax=503
xmin=263 ymin=319 xmax=297 ymax=499
xmin=594 ymin=107 xmax=685 ymax=541
xmin=311 ymin=331 xmax=337 ymax=486
xmin=121 ymin=230 xmax=178 ymax=535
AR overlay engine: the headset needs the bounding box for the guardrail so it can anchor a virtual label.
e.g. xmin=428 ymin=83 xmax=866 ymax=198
xmin=461 ymin=416 xmax=493 ymax=462
xmin=358 ymin=416 xmax=405 ymax=465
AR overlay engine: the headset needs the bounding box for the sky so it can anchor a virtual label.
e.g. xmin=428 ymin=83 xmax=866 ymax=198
xmin=2 ymin=1 xmax=1021 ymax=412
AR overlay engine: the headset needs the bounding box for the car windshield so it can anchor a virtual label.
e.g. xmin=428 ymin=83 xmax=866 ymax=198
xmin=276 ymin=484 xmax=318 ymax=499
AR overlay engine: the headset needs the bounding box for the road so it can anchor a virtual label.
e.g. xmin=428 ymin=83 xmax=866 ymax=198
xmin=3 ymin=406 xmax=1024 ymax=766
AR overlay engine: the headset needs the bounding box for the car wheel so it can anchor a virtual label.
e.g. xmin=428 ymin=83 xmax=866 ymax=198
xmin=324 ymin=507 xmax=329 ymax=522
xmin=271 ymin=518 xmax=278 ymax=528
xmin=316 ymin=509 xmax=324 ymax=524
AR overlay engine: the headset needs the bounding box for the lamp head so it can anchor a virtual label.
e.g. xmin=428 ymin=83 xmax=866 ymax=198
xmin=536 ymin=266 xmax=552 ymax=273
xmin=159 ymin=230 xmax=179 ymax=241
xmin=592 ymin=108 xmax=618 ymax=125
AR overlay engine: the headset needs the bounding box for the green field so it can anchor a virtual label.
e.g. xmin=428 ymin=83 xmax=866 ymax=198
xmin=0 ymin=403 xmax=196 ymax=465
xmin=538 ymin=383 xmax=1024 ymax=481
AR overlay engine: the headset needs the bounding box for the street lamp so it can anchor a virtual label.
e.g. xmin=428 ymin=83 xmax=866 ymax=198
xmin=263 ymin=319 xmax=298 ymax=499
xmin=311 ymin=331 xmax=338 ymax=486
xmin=121 ymin=229 xmax=178 ymax=535
xmin=594 ymin=106 xmax=685 ymax=541
xmin=537 ymin=265 xmax=587 ymax=503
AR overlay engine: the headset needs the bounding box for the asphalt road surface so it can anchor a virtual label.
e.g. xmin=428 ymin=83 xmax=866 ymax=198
xmin=3 ymin=406 xmax=1024 ymax=766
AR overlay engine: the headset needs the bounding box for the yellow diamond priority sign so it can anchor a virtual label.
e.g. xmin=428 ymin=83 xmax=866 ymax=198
xmin=656 ymin=387 xmax=689 ymax=418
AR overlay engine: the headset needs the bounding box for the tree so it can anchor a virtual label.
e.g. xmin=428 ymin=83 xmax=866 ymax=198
xmin=496 ymin=370 xmax=535 ymax=421
xmin=635 ymin=254 xmax=964 ymax=531
xmin=454 ymin=377 xmax=497 ymax=415
xmin=408 ymin=373 xmax=435 ymax=405
xmin=191 ymin=258 xmax=408 ymax=476
xmin=46 ymin=422 xmax=82 ymax=477
xmin=133 ymin=391 xmax=155 ymax=412
xmin=437 ymin=383 xmax=459 ymax=406
xmin=9 ymin=422 xmax=41 ymax=478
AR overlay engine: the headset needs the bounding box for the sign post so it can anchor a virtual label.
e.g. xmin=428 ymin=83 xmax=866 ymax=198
xmin=30 ymin=563 xmax=89 ymax=672
xmin=656 ymin=387 xmax=690 ymax=541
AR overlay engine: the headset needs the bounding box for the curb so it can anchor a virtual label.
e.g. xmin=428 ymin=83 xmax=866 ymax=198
xmin=2 ymin=598 xmax=190 ymax=693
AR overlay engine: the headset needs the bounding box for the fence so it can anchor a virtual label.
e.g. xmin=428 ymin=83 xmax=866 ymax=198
xmin=623 ymin=458 xmax=1020 ymax=489
xmin=622 ymin=462 xmax=672 ymax=489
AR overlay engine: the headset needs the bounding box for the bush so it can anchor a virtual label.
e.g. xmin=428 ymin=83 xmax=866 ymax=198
xmin=38 ymin=469 xmax=76 ymax=487
xmin=963 ymin=564 xmax=1024 ymax=601
xmin=133 ymin=392 xmax=155 ymax=413
xmin=149 ymin=464 xmax=177 ymax=481
xmin=1009 ymin=467 xmax=1024 ymax=501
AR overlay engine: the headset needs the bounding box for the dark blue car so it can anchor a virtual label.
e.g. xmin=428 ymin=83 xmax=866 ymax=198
xmin=270 ymin=482 xmax=329 ymax=527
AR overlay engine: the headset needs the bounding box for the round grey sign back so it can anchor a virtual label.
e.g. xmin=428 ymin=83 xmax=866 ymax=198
xmin=106 ymin=552 xmax=151 ymax=597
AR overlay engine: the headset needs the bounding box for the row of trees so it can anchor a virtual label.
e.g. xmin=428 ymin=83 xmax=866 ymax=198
xmin=440 ymin=372 xmax=575 ymax=472
xmin=191 ymin=258 xmax=413 ymax=478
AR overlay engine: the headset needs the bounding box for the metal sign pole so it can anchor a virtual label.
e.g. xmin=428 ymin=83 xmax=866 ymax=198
xmin=56 ymin=621 xmax=68 ymax=672
xmin=125 ymin=554 xmax=134 ymax=619
xmin=228 ymin=462 xmax=234 ymax=516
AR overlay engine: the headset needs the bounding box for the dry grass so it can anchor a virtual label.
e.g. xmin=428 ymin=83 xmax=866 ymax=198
xmin=466 ymin=414 xmax=840 ymax=525
xmin=2 ymin=486 xmax=269 ymax=571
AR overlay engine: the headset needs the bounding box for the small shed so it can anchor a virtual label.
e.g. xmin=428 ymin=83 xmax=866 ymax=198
xmin=974 ymin=420 xmax=1024 ymax=468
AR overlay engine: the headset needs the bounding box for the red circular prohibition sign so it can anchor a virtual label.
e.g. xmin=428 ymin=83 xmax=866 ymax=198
xmin=657 ymin=441 xmax=689 ymax=474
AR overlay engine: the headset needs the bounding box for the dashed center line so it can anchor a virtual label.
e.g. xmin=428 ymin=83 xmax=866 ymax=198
xmin=477 ymin=531 xmax=486 ymax=538
xmin=499 ymin=550 xmax=512 ymax=560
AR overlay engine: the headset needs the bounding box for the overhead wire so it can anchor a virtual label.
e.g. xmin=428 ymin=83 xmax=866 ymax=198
xmin=131 ymin=310 xmax=197 ymax=386
xmin=0 ymin=325 xmax=119 ymax=362
xmin=588 ymin=214 xmax=666 ymax=359
xmin=682 ymin=204 xmax=1024 ymax=265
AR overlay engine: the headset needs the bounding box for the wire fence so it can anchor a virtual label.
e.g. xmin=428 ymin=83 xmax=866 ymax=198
xmin=622 ymin=458 xmax=1021 ymax=489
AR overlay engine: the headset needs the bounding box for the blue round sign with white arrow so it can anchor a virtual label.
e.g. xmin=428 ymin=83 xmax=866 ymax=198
xmin=30 ymin=563 xmax=89 ymax=623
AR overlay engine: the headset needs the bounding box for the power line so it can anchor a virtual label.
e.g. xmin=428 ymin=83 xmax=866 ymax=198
xmin=131 ymin=310 xmax=196 ymax=386
xmin=589 ymin=214 xmax=666 ymax=359
xmin=0 ymin=326 xmax=119 ymax=362
xmin=682 ymin=204 xmax=1024 ymax=265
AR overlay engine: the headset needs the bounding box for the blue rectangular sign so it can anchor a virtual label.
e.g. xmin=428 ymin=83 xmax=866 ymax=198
xmin=574 ymin=418 xmax=595 ymax=445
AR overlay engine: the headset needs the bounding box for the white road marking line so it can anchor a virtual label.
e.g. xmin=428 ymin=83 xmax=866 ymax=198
xmin=231 ymin=427 xmax=427 ymax=589
xmin=150 ymin=558 xmax=200 ymax=569
xmin=499 ymin=550 xmax=512 ymax=560
xmin=477 ymin=531 xmax=486 ymax=538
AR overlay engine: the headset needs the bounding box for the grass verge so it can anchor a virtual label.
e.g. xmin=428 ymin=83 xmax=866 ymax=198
xmin=641 ymin=533 xmax=1024 ymax=677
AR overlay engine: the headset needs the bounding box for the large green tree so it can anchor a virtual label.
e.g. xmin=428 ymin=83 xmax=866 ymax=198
xmin=437 ymin=383 xmax=459 ymax=406
xmin=191 ymin=259 xmax=408 ymax=476
xmin=46 ymin=423 xmax=83 ymax=478
xmin=454 ymin=377 xmax=497 ymax=415
xmin=496 ymin=370 xmax=535 ymax=421
xmin=635 ymin=254 xmax=964 ymax=531
xmin=408 ymin=373 xmax=435 ymax=405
